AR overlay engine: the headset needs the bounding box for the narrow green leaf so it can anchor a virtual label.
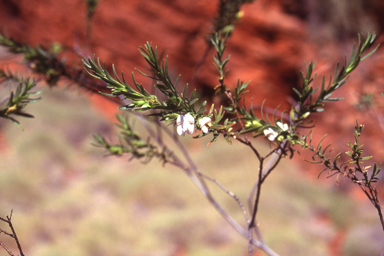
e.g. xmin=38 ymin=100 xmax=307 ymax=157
xmin=322 ymin=97 xmax=344 ymax=102
xmin=197 ymin=101 xmax=207 ymax=115
xmin=361 ymin=156 xmax=373 ymax=161
xmin=190 ymin=89 xmax=196 ymax=100
xmin=182 ymin=84 xmax=188 ymax=100
xmin=209 ymin=103 xmax=214 ymax=115
xmin=292 ymin=87 xmax=302 ymax=97
xmin=361 ymin=44 xmax=380 ymax=61
xmin=189 ymin=98 xmax=198 ymax=106
xmin=224 ymin=134 xmax=232 ymax=144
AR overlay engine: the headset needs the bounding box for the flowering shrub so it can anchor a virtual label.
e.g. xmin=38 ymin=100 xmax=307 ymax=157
xmin=83 ymin=31 xmax=382 ymax=255
xmin=0 ymin=0 xmax=383 ymax=255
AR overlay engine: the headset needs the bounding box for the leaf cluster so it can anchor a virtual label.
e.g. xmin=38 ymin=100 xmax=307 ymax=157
xmin=0 ymin=69 xmax=42 ymax=128
xmin=0 ymin=32 xmax=117 ymax=98
xmin=302 ymin=121 xmax=380 ymax=187
xmin=225 ymin=80 xmax=293 ymax=141
xmin=210 ymin=34 xmax=294 ymax=142
xmin=0 ymin=33 xmax=65 ymax=86
xmin=211 ymin=33 xmax=230 ymax=93
xmin=93 ymin=115 xmax=170 ymax=164
xmin=83 ymin=42 xmax=206 ymax=125
xmin=212 ymin=0 xmax=255 ymax=36
xmin=301 ymin=120 xmax=383 ymax=228
xmin=221 ymin=32 xmax=378 ymax=145
xmin=344 ymin=122 xmax=380 ymax=185
xmin=290 ymin=33 xmax=379 ymax=127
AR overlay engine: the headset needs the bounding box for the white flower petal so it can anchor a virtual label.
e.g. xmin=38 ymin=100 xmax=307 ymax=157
xmin=185 ymin=114 xmax=195 ymax=134
xmin=184 ymin=114 xmax=195 ymax=124
xmin=177 ymin=124 xmax=185 ymax=136
xmin=277 ymin=122 xmax=288 ymax=131
xmin=264 ymin=128 xmax=278 ymax=141
xmin=186 ymin=125 xmax=195 ymax=134
xmin=199 ymin=117 xmax=211 ymax=127
xmin=263 ymin=129 xmax=270 ymax=136
xmin=176 ymin=114 xmax=195 ymax=136
xmin=176 ymin=115 xmax=183 ymax=126
xmin=199 ymin=117 xmax=211 ymax=134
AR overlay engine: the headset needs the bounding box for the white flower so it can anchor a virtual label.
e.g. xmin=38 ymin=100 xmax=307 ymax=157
xmin=263 ymin=127 xmax=278 ymax=141
xmin=176 ymin=114 xmax=195 ymax=136
xmin=198 ymin=117 xmax=212 ymax=133
xmin=277 ymin=122 xmax=288 ymax=131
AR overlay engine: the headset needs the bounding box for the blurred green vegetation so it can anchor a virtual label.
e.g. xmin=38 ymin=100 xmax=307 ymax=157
xmin=0 ymin=87 xmax=383 ymax=255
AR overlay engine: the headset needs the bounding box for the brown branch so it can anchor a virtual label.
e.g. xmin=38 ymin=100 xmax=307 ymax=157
xmin=246 ymin=141 xmax=287 ymax=256
xmin=235 ymin=136 xmax=261 ymax=160
xmin=199 ymin=171 xmax=249 ymax=223
xmin=0 ymin=210 xmax=25 ymax=256
xmin=0 ymin=241 xmax=14 ymax=256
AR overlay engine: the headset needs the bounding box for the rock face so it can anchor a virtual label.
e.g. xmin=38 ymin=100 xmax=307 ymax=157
xmin=1 ymin=0 xmax=384 ymax=173
xmin=0 ymin=0 xmax=310 ymax=108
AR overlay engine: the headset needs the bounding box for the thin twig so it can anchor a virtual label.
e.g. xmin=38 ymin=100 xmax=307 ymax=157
xmin=0 ymin=210 xmax=25 ymax=256
xmin=249 ymin=157 xmax=264 ymax=229
xmin=261 ymin=142 xmax=287 ymax=182
xmin=199 ymin=172 xmax=249 ymax=222
xmin=0 ymin=241 xmax=14 ymax=256
xmin=236 ymin=136 xmax=261 ymax=160
xmin=246 ymin=141 xmax=287 ymax=256
xmin=0 ymin=228 xmax=13 ymax=237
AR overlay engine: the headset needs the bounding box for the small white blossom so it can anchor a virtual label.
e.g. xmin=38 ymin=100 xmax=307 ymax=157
xmin=263 ymin=127 xmax=278 ymax=141
xmin=176 ymin=114 xmax=195 ymax=136
xmin=198 ymin=117 xmax=212 ymax=133
xmin=277 ymin=122 xmax=288 ymax=131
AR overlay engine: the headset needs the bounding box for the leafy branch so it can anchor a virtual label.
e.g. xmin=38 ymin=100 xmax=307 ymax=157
xmin=290 ymin=33 xmax=379 ymax=127
xmin=0 ymin=33 xmax=66 ymax=86
xmin=221 ymin=32 xmax=379 ymax=143
xmin=191 ymin=0 xmax=253 ymax=87
xmin=0 ymin=69 xmax=42 ymax=128
xmin=211 ymin=33 xmax=230 ymax=93
xmin=83 ymin=43 xmax=207 ymax=120
xmin=302 ymin=121 xmax=384 ymax=230
xmin=93 ymin=115 xmax=171 ymax=164
xmin=0 ymin=32 xmax=119 ymax=102
xmin=83 ymin=42 xmax=239 ymax=142
xmin=232 ymin=32 xmax=379 ymax=143
xmin=212 ymin=0 xmax=255 ymax=36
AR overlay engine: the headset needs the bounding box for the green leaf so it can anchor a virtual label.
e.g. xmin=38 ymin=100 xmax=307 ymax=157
xmin=292 ymin=87 xmax=302 ymax=97
xmin=322 ymin=97 xmax=344 ymax=102
xmin=189 ymin=98 xmax=199 ymax=107
xmin=182 ymin=84 xmax=188 ymax=99
xmin=197 ymin=101 xmax=207 ymax=115
xmin=224 ymin=134 xmax=232 ymax=144
xmin=361 ymin=44 xmax=380 ymax=61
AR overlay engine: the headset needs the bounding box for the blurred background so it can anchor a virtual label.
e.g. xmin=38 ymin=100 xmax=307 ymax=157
xmin=0 ymin=0 xmax=384 ymax=255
